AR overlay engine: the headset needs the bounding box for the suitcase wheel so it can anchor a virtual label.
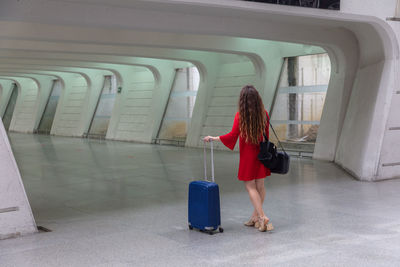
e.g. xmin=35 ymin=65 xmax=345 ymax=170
xmin=219 ymin=227 xmax=224 ymax=233
xmin=189 ymin=225 xmax=193 ymax=230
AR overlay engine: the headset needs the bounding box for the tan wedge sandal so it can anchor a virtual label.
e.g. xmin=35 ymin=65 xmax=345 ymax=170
xmin=258 ymin=216 xmax=274 ymax=232
xmin=244 ymin=217 xmax=258 ymax=227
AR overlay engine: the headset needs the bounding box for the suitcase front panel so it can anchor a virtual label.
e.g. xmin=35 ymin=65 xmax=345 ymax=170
xmin=188 ymin=181 xmax=220 ymax=230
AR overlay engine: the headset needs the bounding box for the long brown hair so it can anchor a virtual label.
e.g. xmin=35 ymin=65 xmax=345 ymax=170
xmin=239 ymin=85 xmax=266 ymax=144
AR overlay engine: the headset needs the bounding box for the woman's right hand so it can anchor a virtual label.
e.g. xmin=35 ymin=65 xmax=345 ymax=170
xmin=203 ymin=136 xmax=215 ymax=142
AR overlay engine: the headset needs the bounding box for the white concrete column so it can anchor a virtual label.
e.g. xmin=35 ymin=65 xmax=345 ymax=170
xmin=0 ymin=79 xmax=15 ymax=118
xmin=0 ymin=117 xmax=37 ymax=240
xmin=185 ymin=56 xmax=222 ymax=147
xmin=335 ymin=59 xmax=396 ymax=180
xmin=1 ymin=77 xmax=39 ymax=133
xmin=377 ymin=59 xmax=400 ymax=179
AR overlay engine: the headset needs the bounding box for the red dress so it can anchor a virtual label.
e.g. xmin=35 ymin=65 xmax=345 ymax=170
xmin=219 ymin=111 xmax=271 ymax=181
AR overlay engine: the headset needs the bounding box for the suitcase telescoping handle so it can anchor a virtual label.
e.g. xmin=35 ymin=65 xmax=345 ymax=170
xmin=203 ymin=140 xmax=215 ymax=183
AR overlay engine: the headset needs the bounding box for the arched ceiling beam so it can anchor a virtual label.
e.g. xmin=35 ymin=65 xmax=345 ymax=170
xmin=0 ymin=0 xmax=396 ymax=65
xmin=0 ymin=76 xmax=39 ymax=95
xmin=0 ymin=40 xmax=264 ymax=81
xmin=0 ymin=21 xmax=323 ymax=58
xmin=0 ymin=57 xmax=193 ymax=84
xmin=0 ymin=65 xmax=113 ymax=87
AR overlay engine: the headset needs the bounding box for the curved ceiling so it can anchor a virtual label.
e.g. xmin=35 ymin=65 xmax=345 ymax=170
xmin=0 ymin=0 xmax=395 ymax=107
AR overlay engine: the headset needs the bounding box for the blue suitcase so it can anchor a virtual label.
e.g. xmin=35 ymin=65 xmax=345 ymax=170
xmin=188 ymin=141 xmax=223 ymax=234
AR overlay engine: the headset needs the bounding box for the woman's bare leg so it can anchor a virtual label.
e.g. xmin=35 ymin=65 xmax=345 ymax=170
xmin=255 ymin=178 xmax=273 ymax=231
xmin=244 ymin=180 xmax=265 ymax=219
xmin=256 ymin=179 xmax=268 ymax=222
xmin=255 ymin=178 xmax=266 ymax=209
xmin=249 ymin=179 xmax=266 ymax=219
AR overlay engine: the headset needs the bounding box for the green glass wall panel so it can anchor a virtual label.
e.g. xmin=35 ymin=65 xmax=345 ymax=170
xmin=2 ymin=84 xmax=18 ymax=131
xmin=38 ymin=80 xmax=62 ymax=134
xmin=157 ymin=67 xmax=200 ymax=144
xmin=270 ymin=53 xmax=330 ymax=151
xmin=88 ymin=76 xmax=117 ymax=138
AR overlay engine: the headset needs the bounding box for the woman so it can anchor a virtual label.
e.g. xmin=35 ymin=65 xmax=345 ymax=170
xmin=203 ymin=85 xmax=273 ymax=232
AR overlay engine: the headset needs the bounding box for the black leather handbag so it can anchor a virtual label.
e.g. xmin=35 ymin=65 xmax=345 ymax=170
xmin=258 ymin=121 xmax=290 ymax=174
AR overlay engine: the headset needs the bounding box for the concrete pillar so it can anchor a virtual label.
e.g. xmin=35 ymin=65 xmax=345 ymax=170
xmin=0 ymin=118 xmax=36 ymax=240
xmin=0 ymin=80 xmax=15 ymax=118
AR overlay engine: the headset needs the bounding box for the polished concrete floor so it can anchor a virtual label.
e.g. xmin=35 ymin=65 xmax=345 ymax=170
xmin=1 ymin=133 xmax=400 ymax=266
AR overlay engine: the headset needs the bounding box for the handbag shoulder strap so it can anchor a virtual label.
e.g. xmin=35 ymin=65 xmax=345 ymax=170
xmin=266 ymin=117 xmax=288 ymax=155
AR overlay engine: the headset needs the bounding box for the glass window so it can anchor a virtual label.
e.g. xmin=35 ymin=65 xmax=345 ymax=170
xmin=270 ymin=53 xmax=330 ymax=152
xmin=156 ymin=67 xmax=200 ymax=145
xmin=88 ymin=75 xmax=117 ymax=138
xmin=38 ymin=80 xmax=62 ymax=134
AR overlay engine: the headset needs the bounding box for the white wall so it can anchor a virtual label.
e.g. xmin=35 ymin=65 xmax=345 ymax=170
xmin=198 ymin=60 xmax=257 ymax=150
xmin=379 ymin=85 xmax=400 ymax=179
xmin=107 ymin=69 xmax=156 ymax=142
xmin=342 ymin=0 xmax=398 ymax=18
xmin=9 ymin=78 xmax=38 ymax=133
xmin=51 ymin=75 xmax=88 ymax=136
